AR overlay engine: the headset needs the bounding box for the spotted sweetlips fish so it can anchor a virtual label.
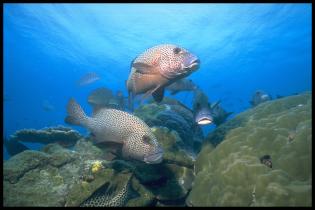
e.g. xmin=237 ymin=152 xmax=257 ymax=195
xmin=65 ymin=98 xmax=163 ymax=164
xmin=126 ymin=44 xmax=200 ymax=110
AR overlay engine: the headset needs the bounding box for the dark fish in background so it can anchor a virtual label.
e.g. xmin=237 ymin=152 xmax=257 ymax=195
xmin=77 ymin=72 xmax=100 ymax=86
xmin=126 ymin=44 xmax=200 ymax=111
xmin=165 ymin=78 xmax=198 ymax=95
xmin=107 ymin=90 xmax=126 ymax=111
xmin=249 ymin=90 xmax=272 ymax=107
xmin=192 ymin=88 xmax=213 ymax=125
xmin=4 ymin=135 xmax=30 ymax=157
xmin=152 ymin=96 xmax=193 ymax=113
xmin=210 ymin=100 xmax=233 ymax=126
xmin=42 ymin=100 xmax=55 ymax=112
xmin=88 ymin=88 xmax=126 ymax=112
xmin=88 ymin=87 xmax=114 ymax=112
xmin=260 ymin=155 xmax=272 ymax=168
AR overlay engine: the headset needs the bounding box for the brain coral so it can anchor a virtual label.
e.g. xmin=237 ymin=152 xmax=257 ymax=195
xmin=187 ymin=92 xmax=311 ymax=206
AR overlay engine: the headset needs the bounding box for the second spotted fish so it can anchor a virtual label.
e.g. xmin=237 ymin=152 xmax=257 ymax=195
xmin=65 ymin=98 xmax=163 ymax=164
xmin=126 ymin=44 xmax=200 ymax=110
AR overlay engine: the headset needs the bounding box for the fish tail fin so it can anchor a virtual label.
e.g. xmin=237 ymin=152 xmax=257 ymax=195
xmin=65 ymin=98 xmax=89 ymax=126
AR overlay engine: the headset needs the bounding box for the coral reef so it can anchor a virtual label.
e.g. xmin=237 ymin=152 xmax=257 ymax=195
xmin=79 ymin=172 xmax=135 ymax=207
xmin=3 ymin=127 xmax=195 ymax=207
xmin=9 ymin=126 xmax=83 ymax=147
xmin=134 ymin=100 xmax=204 ymax=153
xmin=4 ymin=150 xmax=51 ymax=184
xmin=152 ymin=126 xmax=195 ymax=168
xmin=123 ymin=126 xmax=195 ymax=205
xmin=91 ymin=160 xmax=103 ymax=174
xmin=186 ymin=92 xmax=312 ymax=206
xmin=3 ymin=147 xmax=79 ymax=206
xmin=5 ymin=92 xmax=310 ymax=207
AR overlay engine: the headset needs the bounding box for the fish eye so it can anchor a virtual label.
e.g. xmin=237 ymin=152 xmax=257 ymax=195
xmin=173 ymin=47 xmax=181 ymax=54
xmin=142 ymin=135 xmax=152 ymax=145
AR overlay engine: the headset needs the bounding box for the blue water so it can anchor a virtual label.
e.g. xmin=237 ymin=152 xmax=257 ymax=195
xmin=3 ymin=3 xmax=312 ymax=160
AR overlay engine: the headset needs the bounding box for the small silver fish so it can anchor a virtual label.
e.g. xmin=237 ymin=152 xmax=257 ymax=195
xmin=65 ymin=98 xmax=163 ymax=164
xmin=194 ymin=106 xmax=213 ymax=125
xmin=192 ymin=89 xmax=213 ymax=125
xmin=249 ymin=90 xmax=272 ymax=107
xmin=77 ymin=72 xmax=100 ymax=86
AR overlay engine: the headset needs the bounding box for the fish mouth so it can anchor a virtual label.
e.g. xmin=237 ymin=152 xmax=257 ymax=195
xmin=183 ymin=54 xmax=200 ymax=70
xmin=144 ymin=147 xmax=164 ymax=164
xmin=261 ymin=94 xmax=269 ymax=100
xmin=186 ymin=58 xmax=200 ymax=70
xmin=195 ymin=112 xmax=213 ymax=125
xmin=196 ymin=117 xmax=213 ymax=125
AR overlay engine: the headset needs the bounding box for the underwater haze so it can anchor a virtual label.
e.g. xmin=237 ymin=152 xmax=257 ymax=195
xmin=3 ymin=3 xmax=312 ymax=207
xmin=3 ymin=3 xmax=312 ymax=158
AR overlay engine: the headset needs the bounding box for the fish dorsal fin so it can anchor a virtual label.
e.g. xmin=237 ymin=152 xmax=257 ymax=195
xmin=133 ymin=62 xmax=160 ymax=75
xmin=211 ymin=101 xmax=221 ymax=109
xmin=226 ymin=112 xmax=233 ymax=117
xmin=130 ymin=57 xmax=136 ymax=70
xmin=152 ymin=87 xmax=165 ymax=103
xmin=92 ymin=105 xmax=107 ymax=116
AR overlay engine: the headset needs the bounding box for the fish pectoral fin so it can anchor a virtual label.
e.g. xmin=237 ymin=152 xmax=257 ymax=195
xmin=152 ymin=87 xmax=165 ymax=103
xmin=105 ymin=183 xmax=118 ymax=196
xmin=133 ymin=62 xmax=160 ymax=75
xmin=139 ymin=84 xmax=163 ymax=103
xmin=128 ymin=91 xmax=134 ymax=112
xmin=140 ymin=89 xmax=155 ymax=101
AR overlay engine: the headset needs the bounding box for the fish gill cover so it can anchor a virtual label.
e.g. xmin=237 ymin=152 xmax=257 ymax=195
xmin=3 ymin=3 xmax=312 ymax=207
